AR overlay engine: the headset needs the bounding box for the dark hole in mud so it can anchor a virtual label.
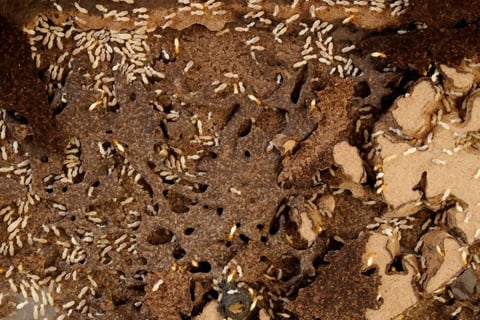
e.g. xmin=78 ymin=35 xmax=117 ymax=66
xmin=184 ymin=227 xmax=195 ymax=235
xmin=173 ymin=247 xmax=186 ymax=260
xmin=190 ymin=261 xmax=211 ymax=273
xmin=238 ymin=119 xmax=252 ymax=137
xmin=147 ymin=227 xmax=173 ymax=245
xmin=291 ymin=64 xmax=308 ymax=104
xmin=354 ymin=80 xmax=371 ymax=98
xmin=387 ymin=255 xmax=405 ymax=273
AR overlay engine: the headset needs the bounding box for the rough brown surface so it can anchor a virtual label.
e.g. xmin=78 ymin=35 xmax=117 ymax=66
xmin=364 ymin=26 xmax=480 ymax=72
xmin=0 ymin=16 xmax=63 ymax=156
xmin=0 ymin=1 xmax=480 ymax=320
xmin=286 ymin=237 xmax=379 ymax=320
xmin=278 ymin=77 xmax=354 ymax=187
xmin=143 ymin=270 xmax=193 ymax=319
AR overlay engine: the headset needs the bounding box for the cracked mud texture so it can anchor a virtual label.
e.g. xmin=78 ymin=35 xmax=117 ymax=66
xmin=0 ymin=0 xmax=480 ymax=320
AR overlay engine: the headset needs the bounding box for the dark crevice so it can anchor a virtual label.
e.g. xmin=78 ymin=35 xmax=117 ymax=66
xmin=137 ymin=177 xmax=154 ymax=198
xmin=239 ymin=234 xmax=250 ymax=244
xmin=7 ymin=111 xmax=29 ymax=124
xmin=107 ymin=103 xmax=121 ymax=113
xmin=37 ymin=68 xmax=47 ymax=82
xmin=225 ymin=103 xmax=240 ymax=125
xmin=290 ymin=64 xmax=308 ymax=104
xmin=238 ymin=119 xmax=252 ymax=137
xmin=147 ymin=161 xmax=156 ymax=170
xmin=387 ymin=255 xmax=405 ymax=273
xmin=184 ymin=227 xmax=195 ymax=235
xmin=153 ymin=143 xmax=162 ymax=153
xmin=453 ymin=18 xmax=469 ymax=29
xmin=380 ymin=69 xmax=421 ymax=112
xmin=281 ymin=255 xmax=301 ymax=281
xmin=163 ymin=103 xmax=173 ymax=114
xmin=312 ymin=254 xmax=330 ymax=268
xmin=269 ymin=199 xmax=290 ymax=235
xmin=326 ymin=237 xmax=344 ymax=252
xmin=160 ymin=50 xmax=175 ymax=63
xmin=362 ymin=267 xmax=377 ymax=277
xmin=159 ymin=121 xmax=169 ymax=139
xmin=189 ymin=261 xmax=211 ymax=273
xmin=284 ymin=215 xmax=310 ymax=250
xmin=112 ymin=294 xmax=128 ymax=306
xmin=310 ymin=77 xmax=328 ymax=92
xmin=147 ymin=227 xmax=173 ymax=245
xmin=189 ymin=281 xmax=196 ymax=302
xmin=47 ymin=88 xmax=54 ymax=104
xmin=412 ymin=171 xmax=427 ymax=200
xmin=53 ymin=101 xmax=68 ymax=115
xmin=147 ymin=74 xmax=164 ymax=84
xmin=292 ymin=123 xmax=318 ymax=155
xmin=193 ymin=183 xmax=208 ymax=193
xmin=353 ymin=81 xmax=371 ymax=98
xmin=173 ymin=247 xmax=186 ymax=260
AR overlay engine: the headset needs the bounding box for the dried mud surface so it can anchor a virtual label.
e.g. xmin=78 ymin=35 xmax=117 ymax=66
xmin=0 ymin=1 xmax=480 ymax=320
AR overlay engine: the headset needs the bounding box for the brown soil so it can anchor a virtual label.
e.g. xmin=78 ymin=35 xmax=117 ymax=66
xmin=0 ymin=1 xmax=479 ymax=320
